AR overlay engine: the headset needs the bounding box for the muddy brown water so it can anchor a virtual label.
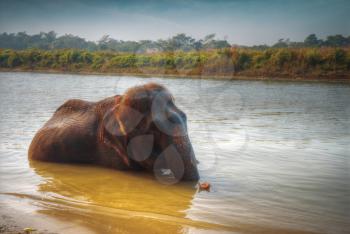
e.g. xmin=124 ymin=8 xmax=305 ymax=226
xmin=0 ymin=72 xmax=349 ymax=233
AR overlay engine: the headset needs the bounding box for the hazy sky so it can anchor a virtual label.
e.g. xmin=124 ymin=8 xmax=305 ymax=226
xmin=0 ymin=0 xmax=349 ymax=45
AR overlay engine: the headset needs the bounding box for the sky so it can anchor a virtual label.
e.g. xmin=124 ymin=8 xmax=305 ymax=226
xmin=0 ymin=0 xmax=349 ymax=46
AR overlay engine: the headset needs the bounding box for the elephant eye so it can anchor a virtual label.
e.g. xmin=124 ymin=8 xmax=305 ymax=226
xmin=167 ymin=100 xmax=174 ymax=107
xmin=181 ymin=111 xmax=187 ymax=121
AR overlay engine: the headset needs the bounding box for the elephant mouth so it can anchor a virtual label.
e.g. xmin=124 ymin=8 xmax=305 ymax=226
xmin=151 ymin=136 xmax=200 ymax=184
xmin=129 ymin=133 xmax=199 ymax=184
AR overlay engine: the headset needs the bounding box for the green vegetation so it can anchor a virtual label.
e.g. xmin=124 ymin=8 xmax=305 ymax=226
xmin=1 ymin=31 xmax=349 ymax=80
xmin=1 ymin=47 xmax=349 ymax=80
xmin=1 ymin=31 xmax=350 ymax=52
xmin=0 ymin=32 xmax=230 ymax=52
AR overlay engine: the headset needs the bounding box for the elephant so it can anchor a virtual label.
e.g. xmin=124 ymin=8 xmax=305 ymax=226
xmin=28 ymin=83 xmax=199 ymax=183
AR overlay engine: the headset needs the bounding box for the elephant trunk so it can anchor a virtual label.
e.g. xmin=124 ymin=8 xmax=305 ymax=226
xmin=152 ymin=103 xmax=200 ymax=183
xmin=152 ymin=126 xmax=200 ymax=184
xmin=173 ymin=134 xmax=199 ymax=181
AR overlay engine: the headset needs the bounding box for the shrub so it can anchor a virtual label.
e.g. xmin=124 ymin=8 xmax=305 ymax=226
xmin=92 ymin=56 xmax=104 ymax=69
xmin=333 ymin=48 xmax=347 ymax=65
xmin=0 ymin=47 xmax=349 ymax=78
xmin=7 ymin=51 xmax=22 ymax=67
xmin=273 ymin=49 xmax=294 ymax=67
xmin=305 ymin=49 xmax=322 ymax=67
xmin=235 ymin=51 xmax=252 ymax=71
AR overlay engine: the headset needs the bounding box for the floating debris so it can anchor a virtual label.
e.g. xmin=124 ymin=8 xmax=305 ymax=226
xmin=198 ymin=182 xmax=211 ymax=192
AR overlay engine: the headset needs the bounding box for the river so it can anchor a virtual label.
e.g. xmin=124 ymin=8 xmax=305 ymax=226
xmin=0 ymin=72 xmax=349 ymax=233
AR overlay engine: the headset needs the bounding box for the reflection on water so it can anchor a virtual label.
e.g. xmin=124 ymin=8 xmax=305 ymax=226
xmin=30 ymin=160 xmax=196 ymax=217
xmin=0 ymin=72 xmax=349 ymax=234
xmin=26 ymin=160 xmax=201 ymax=233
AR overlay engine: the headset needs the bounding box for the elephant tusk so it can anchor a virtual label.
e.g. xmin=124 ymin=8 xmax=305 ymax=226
xmin=115 ymin=114 xmax=127 ymax=136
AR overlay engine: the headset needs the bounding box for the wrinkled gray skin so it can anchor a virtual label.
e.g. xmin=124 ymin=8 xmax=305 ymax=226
xmin=29 ymin=83 xmax=199 ymax=182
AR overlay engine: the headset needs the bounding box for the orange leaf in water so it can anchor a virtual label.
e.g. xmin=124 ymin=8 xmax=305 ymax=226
xmin=198 ymin=182 xmax=211 ymax=191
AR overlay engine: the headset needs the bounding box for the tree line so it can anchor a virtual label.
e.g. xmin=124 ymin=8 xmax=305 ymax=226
xmin=0 ymin=32 xmax=230 ymax=52
xmin=0 ymin=31 xmax=349 ymax=52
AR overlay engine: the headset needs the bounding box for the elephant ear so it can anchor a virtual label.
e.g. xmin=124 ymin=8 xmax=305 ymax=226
xmin=115 ymin=104 xmax=146 ymax=136
xmin=100 ymin=104 xmax=145 ymax=167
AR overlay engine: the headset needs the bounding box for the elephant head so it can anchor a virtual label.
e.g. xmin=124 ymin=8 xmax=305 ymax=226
xmin=100 ymin=83 xmax=199 ymax=183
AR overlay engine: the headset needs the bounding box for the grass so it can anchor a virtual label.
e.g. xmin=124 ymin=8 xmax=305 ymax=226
xmin=1 ymin=47 xmax=349 ymax=81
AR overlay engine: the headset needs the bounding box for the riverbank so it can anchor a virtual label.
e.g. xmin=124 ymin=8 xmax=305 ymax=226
xmin=0 ymin=194 xmax=94 ymax=234
xmin=1 ymin=48 xmax=349 ymax=82
xmin=1 ymin=68 xmax=349 ymax=83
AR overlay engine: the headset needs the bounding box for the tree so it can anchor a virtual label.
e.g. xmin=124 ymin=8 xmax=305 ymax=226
xmin=201 ymin=34 xmax=230 ymax=49
xmin=273 ymin=39 xmax=289 ymax=48
xmin=168 ymin=33 xmax=195 ymax=51
xmin=53 ymin=34 xmax=89 ymax=49
xmin=325 ymin=35 xmax=349 ymax=47
xmin=304 ymin=34 xmax=321 ymax=47
xmin=0 ymin=31 xmax=349 ymax=51
xmin=98 ymin=35 xmax=111 ymax=50
xmin=203 ymin=34 xmax=216 ymax=44
xmin=193 ymin=40 xmax=203 ymax=50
